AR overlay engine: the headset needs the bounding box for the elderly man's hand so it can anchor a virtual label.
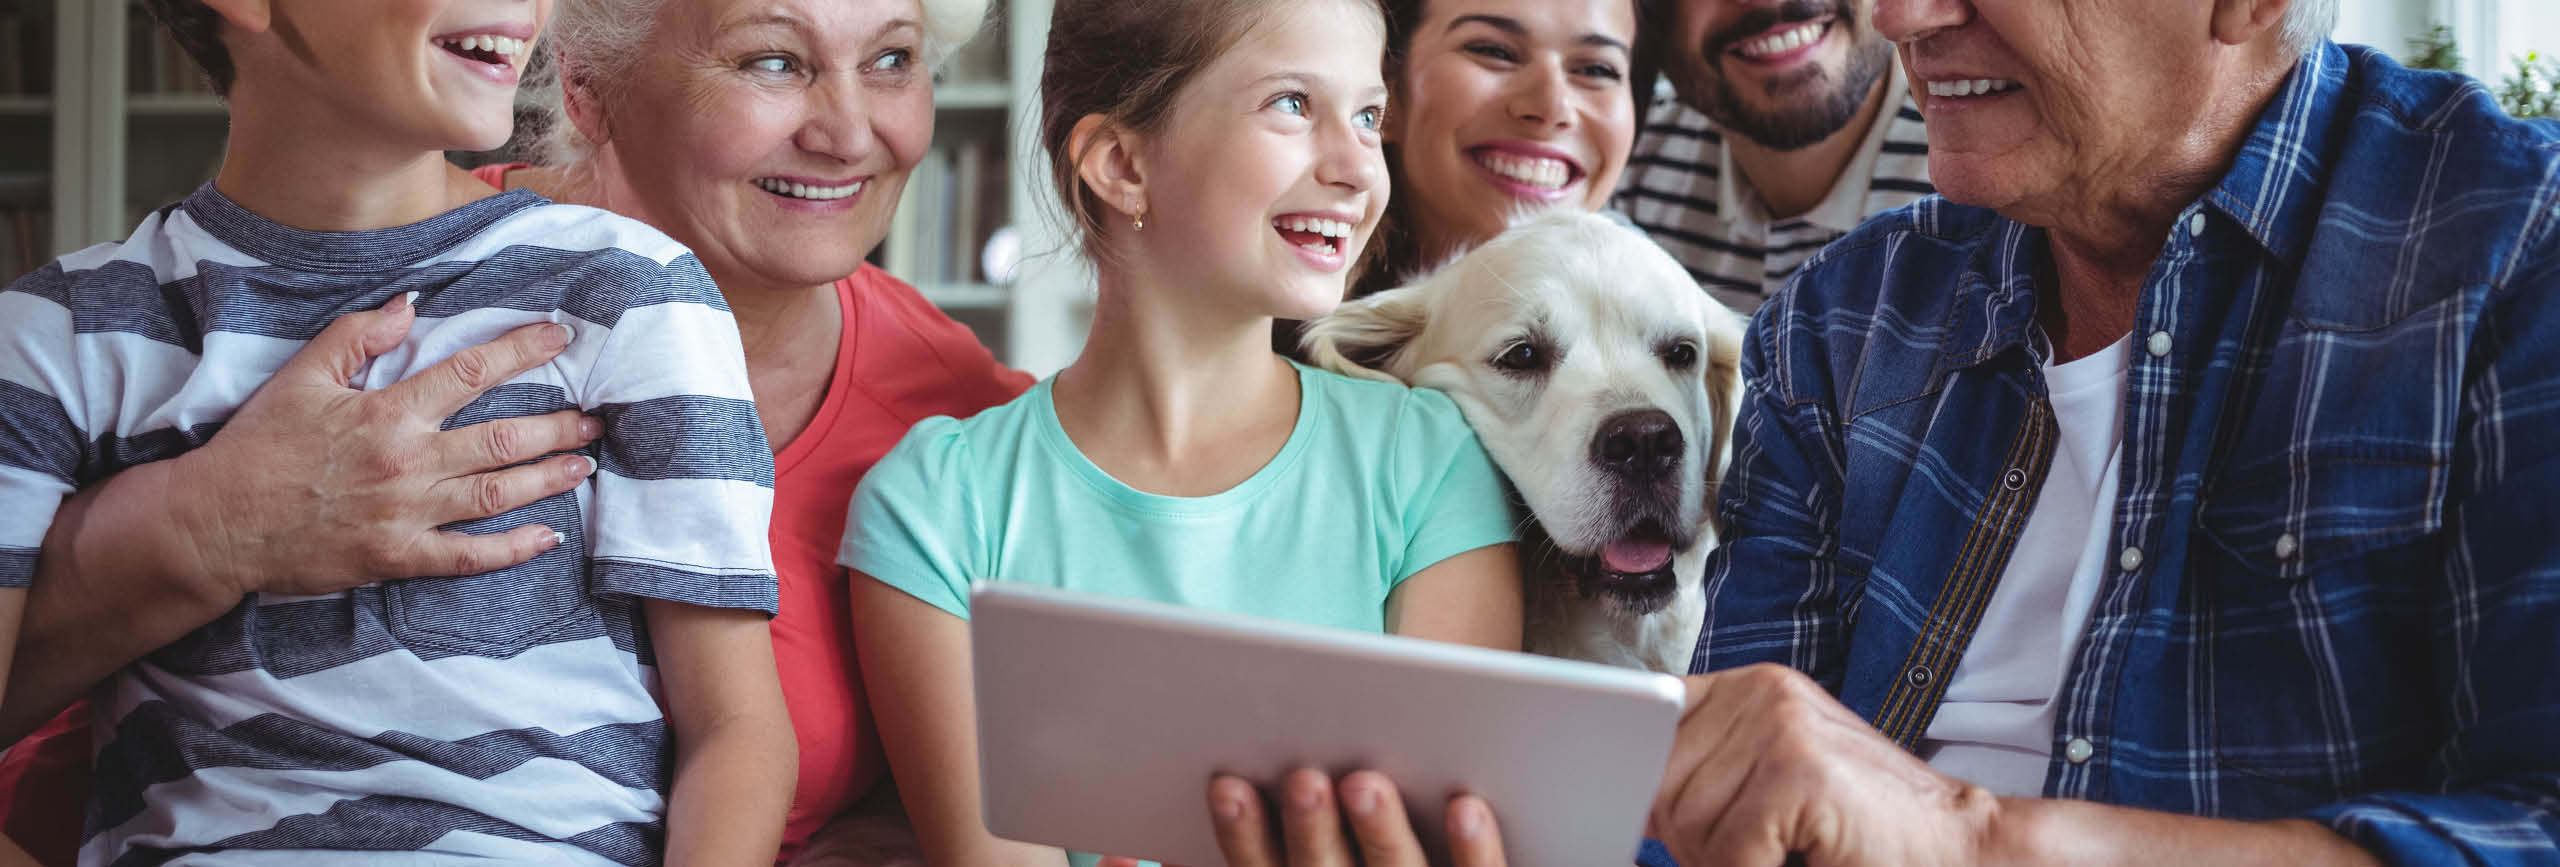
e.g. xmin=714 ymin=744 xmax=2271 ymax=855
xmin=1651 ymin=663 xmax=1999 ymax=866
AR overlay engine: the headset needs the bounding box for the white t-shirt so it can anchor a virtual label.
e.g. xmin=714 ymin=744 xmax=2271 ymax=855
xmin=1920 ymin=333 xmax=2131 ymax=796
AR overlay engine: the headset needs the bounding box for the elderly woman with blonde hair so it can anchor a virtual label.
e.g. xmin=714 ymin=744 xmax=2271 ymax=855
xmin=0 ymin=0 xmax=1026 ymax=863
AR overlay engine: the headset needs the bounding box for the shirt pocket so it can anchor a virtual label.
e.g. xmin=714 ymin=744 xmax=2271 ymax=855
xmin=383 ymin=490 xmax=598 ymax=658
xmin=2190 ymin=446 xmax=2448 ymax=815
xmin=2196 ymin=444 xmax=2446 ymax=582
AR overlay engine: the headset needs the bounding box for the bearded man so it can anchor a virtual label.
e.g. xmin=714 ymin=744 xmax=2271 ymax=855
xmin=1617 ymin=0 xmax=1933 ymax=312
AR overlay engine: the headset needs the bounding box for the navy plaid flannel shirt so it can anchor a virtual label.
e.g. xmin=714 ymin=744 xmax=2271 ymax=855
xmin=1640 ymin=42 xmax=2560 ymax=866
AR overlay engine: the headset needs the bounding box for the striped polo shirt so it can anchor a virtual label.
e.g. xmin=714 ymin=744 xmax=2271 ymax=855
xmin=1615 ymin=63 xmax=1935 ymax=313
xmin=0 ymin=184 xmax=779 ymax=865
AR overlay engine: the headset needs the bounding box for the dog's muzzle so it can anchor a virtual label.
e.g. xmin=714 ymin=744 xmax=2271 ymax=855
xmin=1591 ymin=408 xmax=1684 ymax=485
xmin=1558 ymin=518 xmax=1684 ymax=614
xmin=1523 ymin=516 xmax=1691 ymax=617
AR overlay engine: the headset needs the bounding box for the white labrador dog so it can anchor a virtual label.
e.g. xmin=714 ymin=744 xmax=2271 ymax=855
xmin=1305 ymin=210 xmax=1744 ymax=673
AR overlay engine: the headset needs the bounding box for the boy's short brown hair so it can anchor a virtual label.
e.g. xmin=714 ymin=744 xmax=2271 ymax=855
xmin=140 ymin=0 xmax=234 ymax=96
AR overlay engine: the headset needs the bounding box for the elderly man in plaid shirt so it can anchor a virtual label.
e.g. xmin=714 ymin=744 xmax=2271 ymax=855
xmin=1189 ymin=0 xmax=2560 ymax=863
xmin=1626 ymin=0 xmax=2560 ymax=860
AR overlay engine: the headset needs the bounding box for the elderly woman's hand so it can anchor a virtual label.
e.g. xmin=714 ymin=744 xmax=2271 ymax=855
xmin=1094 ymin=770 xmax=1507 ymax=867
xmin=158 ymin=293 xmax=600 ymax=596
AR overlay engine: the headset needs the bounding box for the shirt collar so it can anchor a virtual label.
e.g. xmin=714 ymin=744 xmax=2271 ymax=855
xmin=1955 ymin=213 xmax=2053 ymax=370
xmin=1953 ymin=43 xmax=2349 ymax=372
xmin=2203 ymin=41 xmax=2348 ymax=270
xmin=1717 ymin=62 xmax=1912 ymax=233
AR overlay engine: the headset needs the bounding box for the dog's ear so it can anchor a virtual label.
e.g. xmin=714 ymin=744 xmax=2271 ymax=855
xmin=1302 ymin=285 xmax=1430 ymax=382
xmin=1700 ymin=302 xmax=1747 ymax=487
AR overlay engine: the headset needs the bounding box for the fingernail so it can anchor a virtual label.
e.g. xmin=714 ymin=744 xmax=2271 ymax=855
xmin=572 ymin=455 xmax=596 ymax=477
xmin=1217 ymin=792 xmax=1246 ymax=821
xmin=1455 ymin=801 xmax=1485 ymax=837
xmin=390 ymin=290 xmax=417 ymax=312
xmin=1292 ymin=782 xmax=1323 ymax=811
xmin=1346 ymin=786 xmax=1377 ymax=817
xmin=546 ymin=529 xmax=567 ymax=548
xmin=579 ymin=416 xmax=603 ymax=439
xmin=543 ymin=323 xmax=574 ymax=348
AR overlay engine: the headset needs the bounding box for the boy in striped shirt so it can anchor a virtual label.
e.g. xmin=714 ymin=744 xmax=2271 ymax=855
xmin=0 ymin=0 xmax=794 ymax=862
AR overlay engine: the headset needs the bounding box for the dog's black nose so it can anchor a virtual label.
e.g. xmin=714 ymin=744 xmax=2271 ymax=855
xmin=1592 ymin=409 xmax=1683 ymax=482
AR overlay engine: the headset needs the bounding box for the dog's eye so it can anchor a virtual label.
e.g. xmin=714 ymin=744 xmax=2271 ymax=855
xmin=1493 ymin=341 xmax=1548 ymax=374
xmin=1662 ymin=341 xmax=1698 ymax=370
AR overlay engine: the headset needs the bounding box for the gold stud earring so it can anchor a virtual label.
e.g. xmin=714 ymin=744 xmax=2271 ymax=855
xmin=1132 ymin=204 xmax=1146 ymax=231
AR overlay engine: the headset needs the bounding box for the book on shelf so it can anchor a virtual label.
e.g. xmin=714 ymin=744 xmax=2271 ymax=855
xmin=883 ymin=133 xmax=1011 ymax=299
xmin=0 ymin=5 xmax=21 ymax=95
xmin=0 ymin=0 xmax=54 ymax=96
xmin=15 ymin=1 xmax=46 ymax=96
xmin=948 ymin=137 xmax=983 ymax=284
xmin=0 ymin=205 xmax=51 ymax=286
xmin=0 ymin=167 xmax=46 ymax=282
xmin=920 ymin=145 xmax=954 ymax=284
xmin=127 ymin=3 xmax=150 ymax=93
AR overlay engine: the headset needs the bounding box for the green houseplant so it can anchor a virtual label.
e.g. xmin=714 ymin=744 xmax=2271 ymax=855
xmin=2404 ymin=24 xmax=2556 ymax=120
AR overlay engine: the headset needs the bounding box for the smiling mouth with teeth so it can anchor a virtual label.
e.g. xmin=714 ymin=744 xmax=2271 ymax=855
xmin=754 ymin=178 xmax=866 ymax=201
xmin=1925 ymin=78 xmax=2023 ymax=98
xmin=1275 ymin=214 xmax=1352 ymax=255
xmin=1472 ymin=150 xmax=1573 ymax=191
xmin=435 ymin=34 xmax=526 ymax=68
xmin=1733 ymin=18 xmax=1829 ymax=60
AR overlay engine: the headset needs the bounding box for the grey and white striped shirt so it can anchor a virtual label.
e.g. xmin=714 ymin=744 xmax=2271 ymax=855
xmin=1 ymin=184 xmax=778 ymax=865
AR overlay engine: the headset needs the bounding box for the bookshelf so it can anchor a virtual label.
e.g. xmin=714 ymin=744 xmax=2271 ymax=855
xmin=0 ymin=0 xmax=227 ymax=285
xmin=886 ymin=0 xmax=1088 ymax=375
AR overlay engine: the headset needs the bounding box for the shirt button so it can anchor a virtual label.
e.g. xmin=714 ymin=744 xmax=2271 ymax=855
xmin=1906 ymin=665 xmax=1935 ymax=688
xmin=2002 ymin=468 xmax=2028 ymax=491
xmin=2274 ymin=533 xmax=2300 ymax=560
xmin=2187 ymin=212 xmax=2207 ymax=236
xmin=2146 ymin=330 xmax=2172 ymax=357
xmin=2118 ymin=546 xmax=2144 ymax=571
xmin=2064 ymin=737 xmax=2096 ymax=764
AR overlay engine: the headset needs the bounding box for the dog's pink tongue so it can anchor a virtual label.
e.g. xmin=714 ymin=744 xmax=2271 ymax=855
xmin=1602 ymin=539 xmax=1674 ymax=574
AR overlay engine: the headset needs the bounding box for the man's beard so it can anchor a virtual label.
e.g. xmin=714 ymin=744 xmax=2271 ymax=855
xmin=1682 ymin=0 xmax=1896 ymax=151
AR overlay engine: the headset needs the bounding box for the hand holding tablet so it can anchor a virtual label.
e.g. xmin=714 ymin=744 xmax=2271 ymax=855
xmin=969 ymin=582 xmax=1686 ymax=865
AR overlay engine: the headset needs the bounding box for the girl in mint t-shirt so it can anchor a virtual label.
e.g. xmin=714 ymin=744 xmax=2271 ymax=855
xmin=836 ymin=0 xmax=1523 ymax=864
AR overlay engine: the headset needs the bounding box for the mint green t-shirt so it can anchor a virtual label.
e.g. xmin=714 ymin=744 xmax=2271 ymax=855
xmin=840 ymin=361 xmax=1518 ymax=633
xmin=840 ymin=362 xmax=1516 ymax=866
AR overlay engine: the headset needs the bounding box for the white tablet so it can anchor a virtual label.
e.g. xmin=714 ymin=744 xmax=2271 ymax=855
xmin=970 ymin=582 xmax=1687 ymax=865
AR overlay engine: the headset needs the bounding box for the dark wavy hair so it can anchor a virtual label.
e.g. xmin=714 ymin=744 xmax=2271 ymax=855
xmin=1353 ymin=0 xmax=1667 ymax=299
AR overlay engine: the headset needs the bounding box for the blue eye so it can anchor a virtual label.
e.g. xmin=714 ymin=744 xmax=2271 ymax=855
xmin=744 ymin=55 xmax=798 ymax=75
xmin=1354 ymin=106 xmax=1383 ymax=130
xmin=1270 ymin=93 xmax=1307 ymax=115
xmin=1579 ymin=62 xmax=1623 ymax=81
xmin=870 ymin=49 xmax=913 ymax=72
